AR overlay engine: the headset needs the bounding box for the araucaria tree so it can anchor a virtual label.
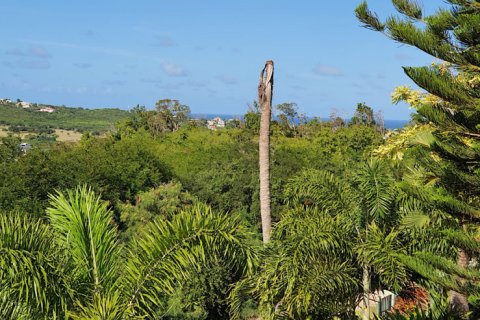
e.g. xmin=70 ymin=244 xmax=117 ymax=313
xmin=356 ymin=0 xmax=480 ymax=317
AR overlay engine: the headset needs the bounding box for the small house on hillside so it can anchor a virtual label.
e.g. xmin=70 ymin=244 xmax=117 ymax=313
xmin=39 ymin=107 xmax=55 ymax=113
xmin=207 ymin=116 xmax=225 ymax=130
xmin=18 ymin=101 xmax=31 ymax=108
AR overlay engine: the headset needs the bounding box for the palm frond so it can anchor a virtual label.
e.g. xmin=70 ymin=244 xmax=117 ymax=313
xmin=0 ymin=212 xmax=71 ymax=318
xmin=284 ymin=169 xmax=354 ymax=213
xmin=47 ymin=185 xmax=122 ymax=295
xmin=0 ymin=295 xmax=36 ymax=320
xmin=357 ymin=223 xmax=408 ymax=291
xmin=355 ymin=159 xmax=396 ymax=224
xmin=124 ymin=203 xmax=257 ymax=318
xmin=69 ymin=292 xmax=130 ymax=320
xmin=234 ymin=209 xmax=358 ymax=320
xmin=400 ymin=211 xmax=431 ymax=229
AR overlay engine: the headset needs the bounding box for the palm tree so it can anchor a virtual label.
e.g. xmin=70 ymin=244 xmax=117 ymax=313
xmin=258 ymin=60 xmax=274 ymax=243
xmin=230 ymin=207 xmax=359 ymax=319
xmin=0 ymin=186 xmax=257 ymax=319
xmin=230 ymin=160 xmax=404 ymax=319
xmin=290 ymin=160 xmax=402 ymax=320
xmin=355 ymin=160 xmax=399 ymax=320
xmin=234 ymin=159 xmax=473 ymax=319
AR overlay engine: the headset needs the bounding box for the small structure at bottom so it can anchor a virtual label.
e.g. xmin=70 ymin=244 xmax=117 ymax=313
xmin=356 ymin=290 xmax=396 ymax=318
xmin=19 ymin=142 xmax=32 ymax=154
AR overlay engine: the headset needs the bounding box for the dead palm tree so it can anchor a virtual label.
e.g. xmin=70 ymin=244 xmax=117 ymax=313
xmin=258 ymin=60 xmax=274 ymax=243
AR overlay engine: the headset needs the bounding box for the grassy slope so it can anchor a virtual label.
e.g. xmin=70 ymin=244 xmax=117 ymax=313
xmin=0 ymin=102 xmax=129 ymax=132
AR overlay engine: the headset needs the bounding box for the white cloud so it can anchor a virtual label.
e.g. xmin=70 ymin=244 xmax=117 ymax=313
xmin=312 ymin=64 xmax=343 ymax=77
xmin=154 ymin=35 xmax=177 ymax=47
xmin=160 ymin=62 xmax=188 ymax=77
xmin=5 ymin=45 xmax=51 ymax=58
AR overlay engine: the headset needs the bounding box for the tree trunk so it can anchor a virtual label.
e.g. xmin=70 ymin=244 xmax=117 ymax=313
xmin=258 ymin=60 xmax=274 ymax=243
xmin=449 ymin=248 xmax=469 ymax=316
xmin=362 ymin=265 xmax=371 ymax=320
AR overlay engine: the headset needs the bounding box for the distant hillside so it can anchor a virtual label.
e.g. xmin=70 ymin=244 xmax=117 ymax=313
xmin=0 ymin=101 xmax=129 ymax=132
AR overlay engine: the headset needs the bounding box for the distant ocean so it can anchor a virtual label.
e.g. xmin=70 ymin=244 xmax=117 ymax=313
xmin=383 ymin=119 xmax=409 ymax=130
xmin=192 ymin=113 xmax=410 ymax=130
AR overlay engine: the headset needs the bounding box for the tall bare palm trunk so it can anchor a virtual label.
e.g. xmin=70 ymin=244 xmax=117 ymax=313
xmin=258 ymin=60 xmax=274 ymax=243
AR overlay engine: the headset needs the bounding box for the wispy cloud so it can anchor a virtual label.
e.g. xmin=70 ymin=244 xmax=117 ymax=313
xmin=21 ymin=39 xmax=138 ymax=58
xmin=351 ymin=82 xmax=364 ymax=89
xmin=73 ymin=62 xmax=92 ymax=69
xmin=141 ymin=78 xmax=162 ymax=84
xmin=377 ymin=73 xmax=386 ymax=80
xmin=154 ymin=35 xmax=177 ymax=47
xmin=157 ymin=83 xmax=182 ymax=91
xmin=4 ymin=45 xmax=52 ymax=69
xmin=5 ymin=45 xmax=51 ymax=58
xmin=359 ymin=73 xmax=370 ymax=79
xmin=38 ymin=85 xmax=116 ymax=95
xmin=290 ymin=84 xmax=306 ymax=91
xmin=102 ymin=80 xmax=126 ymax=86
xmin=3 ymin=59 xmax=50 ymax=70
xmin=186 ymin=80 xmax=207 ymax=88
xmin=160 ymin=62 xmax=188 ymax=77
xmin=312 ymin=64 xmax=343 ymax=77
xmin=153 ymin=80 xmax=207 ymax=91
xmin=0 ymin=78 xmax=32 ymax=90
xmin=216 ymin=73 xmax=238 ymax=85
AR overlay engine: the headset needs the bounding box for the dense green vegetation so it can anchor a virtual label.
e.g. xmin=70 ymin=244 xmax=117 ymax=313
xmin=1 ymin=0 xmax=480 ymax=319
xmin=0 ymin=101 xmax=128 ymax=133
xmin=0 ymin=102 xmax=385 ymax=318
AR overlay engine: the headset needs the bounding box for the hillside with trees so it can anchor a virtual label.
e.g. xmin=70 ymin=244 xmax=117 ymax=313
xmin=0 ymin=100 xmax=129 ymax=133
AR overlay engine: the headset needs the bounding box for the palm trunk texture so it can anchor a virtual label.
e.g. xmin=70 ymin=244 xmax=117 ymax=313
xmin=258 ymin=60 xmax=274 ymax=244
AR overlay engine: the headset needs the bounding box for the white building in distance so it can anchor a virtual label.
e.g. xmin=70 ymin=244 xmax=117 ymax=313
xmin=207 ymin=116 xmax=226 ymax=130
xmin=39 ymin=107 xmax=55 ymax=113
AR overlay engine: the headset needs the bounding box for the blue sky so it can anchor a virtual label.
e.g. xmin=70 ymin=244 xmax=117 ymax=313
xmin=1 ymin=1 xmax=443 ymax=120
